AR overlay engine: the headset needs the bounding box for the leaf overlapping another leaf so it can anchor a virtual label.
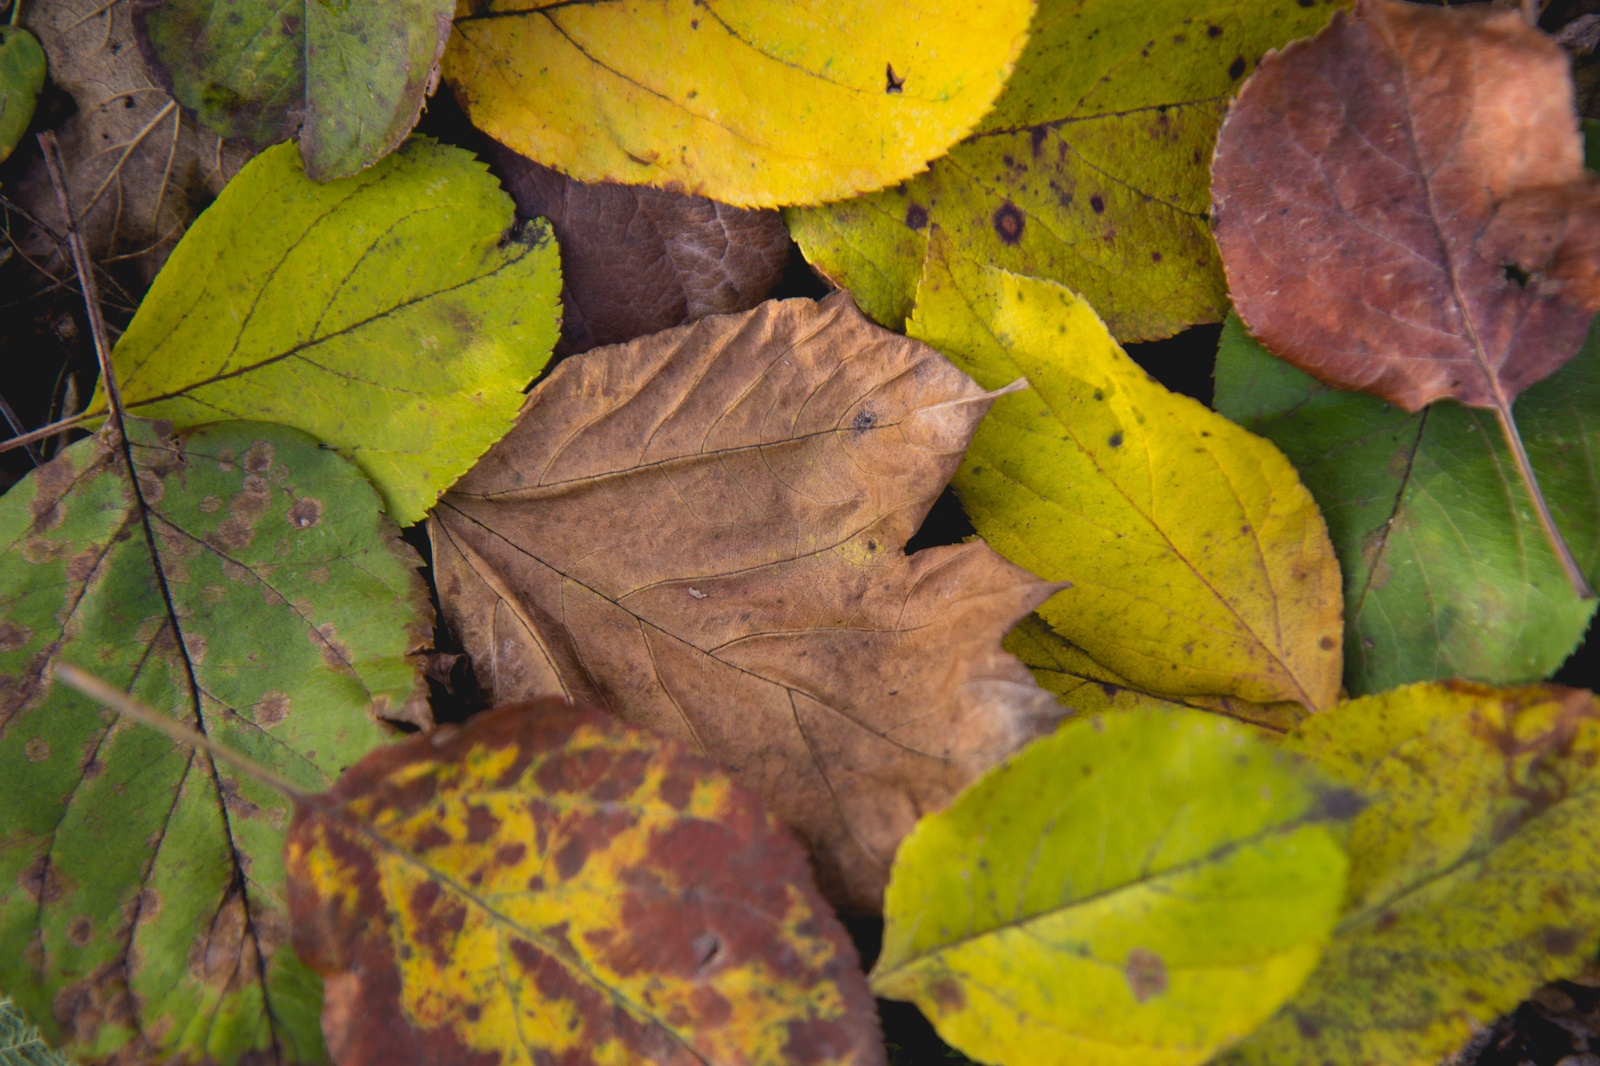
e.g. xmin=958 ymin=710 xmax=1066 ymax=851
xmin=787 ymin=0 xmax=1343 ymax=341
xmin=288 ymin=698 xmax=885 ymax=1066
xmin=431 ymin=293 xmax=1065 ymax=912
xmin=0 ymin=23 xmax=44 ymax=166
xmin=0 ymin=418 xmax=430 ymax=1065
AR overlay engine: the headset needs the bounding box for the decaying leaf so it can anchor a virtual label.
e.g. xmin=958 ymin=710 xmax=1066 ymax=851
xmin=440 ymin=0 xmax=1034 ymax=208
xmin=1222 ymin=682 xmax=1600 ymax=1066
xmin=908 ymin=232 xmax=1342 ymax=712
xmin=134 ymin=0 xmax=453 ymax=179
xmin=787 ymin=0 xmax=1342 ymax=341
xmin=288 ymin=698 xmax=885 ymax=1066
xmin=0 ymin=418 xmax=430 ymax=1064
xmin=431 ymin=293 xmax=1064 ymax=912
xmin=875 ymin=706 xmax=1355 ymax=1066
xmin=6 ymin=0 xmax=252 ymax=282
xmin=1215 ymin=314 xmax=1600 ymax=696
xmin=87 ymin=138 xmax=562 ymax=525
xmin=487 ymin=139 xmax=791 ymax=356
xmin=0 ymin=23 xmax=45 ymax=165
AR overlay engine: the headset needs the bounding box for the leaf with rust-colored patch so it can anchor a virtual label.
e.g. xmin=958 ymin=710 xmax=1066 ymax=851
xmin=286 ymin=697 xmax=884 ymax=1066
xmin=1212 ymin=0 xmax=1600 ymax=595
xmin=1221 ymin=682 xmax=1600 ymax=1066
xmin=0 ymin=417 xmax=430 ymax=1064
xmin=431 ymin=293 xmax=1065 ymax=912
xmin=874 ymin=706 xmax=1355 ymax=1066
xmin=486 ymin=138 xmax=792 ymax=356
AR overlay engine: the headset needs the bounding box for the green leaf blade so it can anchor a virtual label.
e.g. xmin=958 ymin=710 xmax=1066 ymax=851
xmin=0 ymin=23 xmax=45 ymax=165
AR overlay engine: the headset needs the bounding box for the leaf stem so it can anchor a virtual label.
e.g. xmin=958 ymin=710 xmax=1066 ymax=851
xmin=1493 ymin=400 xmax=1596 ymax=600
xmin=52 ymin=663 xmax=315 ymax=803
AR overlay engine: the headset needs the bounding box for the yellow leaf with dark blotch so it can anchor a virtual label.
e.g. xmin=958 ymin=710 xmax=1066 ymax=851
xmin=439 ymin=0 xmax=1034 ymax=207
xmin=907 ymin=231 xmax=1343 ymax=711
xmin=430 ymin=293 xmax=1066 ymax=912
xmin=287 ymin=698 xmax=883 ymax=1066
xmin=1221 ymin=682 xmax=1600 ymax=1066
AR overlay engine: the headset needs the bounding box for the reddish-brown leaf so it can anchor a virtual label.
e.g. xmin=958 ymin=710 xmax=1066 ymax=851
xmin=287 ymin=698 xmax=884 ymax=1066
xmin=1212 ymin=0 xmax=1600 ymax=412
xmin=487 ymin=139 xmax=793 ymax=356
xmin=430 ymin=293 xmax=1064 ymax=911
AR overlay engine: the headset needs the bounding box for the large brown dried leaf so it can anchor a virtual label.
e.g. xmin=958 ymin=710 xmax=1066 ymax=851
xmin=431 ymin=293 xmax=1064 ymax=912
xmin=486 ymin=139 xmax=792 ymax=356
xmin=1212 ymin=0 xmax=1600 ymax=412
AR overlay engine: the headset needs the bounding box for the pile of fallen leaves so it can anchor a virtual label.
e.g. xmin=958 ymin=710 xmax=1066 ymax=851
xmin=3 ymin=0 xmax=1600 ymax=1064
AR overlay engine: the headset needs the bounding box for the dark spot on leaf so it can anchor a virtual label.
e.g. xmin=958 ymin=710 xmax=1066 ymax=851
xmin=67 ymin=915 xmax=94 ymax=947
xmin=464 ymin=1004 xmax=481 ymax=1022
xmin=555 ymin=836 xmax=590 ymax=879
xmin=1090 ymin=194 xmax=1105 ymax=214
xmin=658 ymin=771 xmax=694 ymax=809
xmin=495 ymin=842 xmax=527 ymax=866
xmin=929 ymin=979 xmax=966 ymax=1011
xmin=241 ymin=442 xmax=275 ymax=475
xmin=1296 ymin=1015 xmax=1320 ymax=1039
xmin=0 ymin=621 xmax=31 ymax=652
xmin=1313 ymin=786 xmax=1364 ymax=820
xmin=1107 ymin=431 xmax=1123 ymax=448
xmin=1151 ymin=252 xmax=1162 ymax=263
xmin=885 ymin=63 xmax=904 ymax=93
xmin=993 ymin=202 xmax=1024 ymax=245
xmin=1208 ymin=24 xmax=1223 ymax=36
xmin=1319 ymin=636 xmax=1336 ymax=650
xmin=1229 ymin=56 xmax=1247 ymax=79
xmin=691 ymin=933 xmax=721 ymax=973
xmin=1030 ymin=125 xmax=1047 ymax=157
xmin=1503 ymin=262 xmax=1531 ymax=289
xmin=1543 ymin=927 xmax=1580 ymax=955
xmin=1125 ymin=947 xmax=1168 ymax=1001
xmin=465 ymin=804 xmax=501 ymax=844
xmin=51 ymin=960 xmax=135 ymax=1044
xmin=254 ymin=691 xmax=290 ymax=729
xmin=24 ymin=737 xmax=49 ymax=762
xmin=287 ymin=497 xmax=323 ymax=529
xmin=852 ymin=408 xmax=877 ymax=432
xmin=17 ymin=855 xmax=68 ymax=903
xmin=904 ymin=203 xmax=928 ymax=230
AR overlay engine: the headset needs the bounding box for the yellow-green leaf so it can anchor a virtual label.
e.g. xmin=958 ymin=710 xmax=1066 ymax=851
xmin=439 ymin=0 xmax=1034 ymax=208
xmin=1222 ymin=682 xmax=1600 ymax=1066
xmin=787 ymin=0 xmax=1343 ymax=341
xmin=89 ymin=138 xmax=561 ymax=525
xmin=0 ymin=23 xmax=45 ymax=166
xmin=907 ymin=232 xmax=1342 ymax=710
xmin=875 ymin=706 xmax=1355 ymax=1066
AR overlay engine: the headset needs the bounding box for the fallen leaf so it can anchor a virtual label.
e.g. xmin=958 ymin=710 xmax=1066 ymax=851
xmin=6 ymin=0 xmax=252 ymax=283
xmin=287 ymin=698 xmax=885 ymax=1066
xmin=486 ymin=138 xmax=790 ymax=356
xmin=874 ymin=706 xmax=1355 ymax=1066
xmin=0 ymin=23 xmax=44 ymax=165
xmin=786 ymin=0 xmax=1342 ymax=341
xmin=440 ymin=0 xmax=1034 ymax=208
xmin=1221 ymin=681 xmax=1600 ymax=1066
xmin=907 ymin=231 xmax=1342 ymax=711
xmin=1005 ymin=613 xmax=1305 ymax=733
xmin=134 ymin=0 xmax=453 ymax=178
xmin=430 ymin=293 xmax=1064 ymax=912
xmin=0 ymin=995 xmax=73 ymax=1066
xmin=87 ymin=138 xmax=562 ymax=525
xmin=1215 ymin=314 xmax=1600 ymax=696
xmin=0 ymin=417 xmax=430 ymax=1064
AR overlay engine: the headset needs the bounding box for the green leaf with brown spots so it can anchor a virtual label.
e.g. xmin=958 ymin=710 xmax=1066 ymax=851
xmin=785 ymin=0 xmax=1344 ymax=342
xmin=874 ymin=706 xmax=1355 ymax=1066
xmin=0 ymin=417 xmax=430 ymax=1065
xmin=1220 ymin=682 xmax=1600 ymax=1066
xmin=286 ymin=698 xmax=885 ymax=1066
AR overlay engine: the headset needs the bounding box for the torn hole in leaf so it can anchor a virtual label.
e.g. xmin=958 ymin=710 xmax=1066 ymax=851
xmin=1504 ymin=262 xmax=1533 ymax=289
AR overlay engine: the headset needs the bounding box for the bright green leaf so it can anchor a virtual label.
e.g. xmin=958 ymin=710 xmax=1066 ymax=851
xmin=1214 ymin=313 xmax=1600 ymax=695
xmin=89 ymin=138 xmax=561 ymax=525
xmin=441 ymin=0 xmax=1034 ymax=208
xmin=1222 ymin=681 xmax=1600 ymax=1066
xmin=0 ymin=417 xmax=430 ymax=1065
xmin=135 ymin=0 xmax=453 ymax=179
xmin=786 ymin=0 xmax=1343 ymax=341
xmin=907 ymin=233 xmax=1343 ymax=710
xmin=875 ymin=706 xmax=1354 ymax=1066
xmin=0 ymin=996 xmax=75 ymax=1066
xmin=0 ymin=23 xmax=45 ymax=165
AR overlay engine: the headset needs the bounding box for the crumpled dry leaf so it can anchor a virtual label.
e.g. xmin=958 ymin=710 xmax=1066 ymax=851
xmin=486 ymin=138 xmax=791 ymax=356
xmin=8 ymin=0 xmax=253 ymax=283
xmin=431 ymin=293 xmax=1065 ymax=912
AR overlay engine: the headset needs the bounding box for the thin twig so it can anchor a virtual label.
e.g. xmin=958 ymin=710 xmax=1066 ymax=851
xmin=0 ymin=411 xmax=96 ymax=454
xmin=0 ymin=393 xmax=43 ymax=466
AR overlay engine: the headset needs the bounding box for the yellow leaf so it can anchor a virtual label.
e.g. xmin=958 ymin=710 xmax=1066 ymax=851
xmin=907 ymin=230 xmax=1342 ymax=710
xmin=440 ymin=0 xmax=1035 ymax=207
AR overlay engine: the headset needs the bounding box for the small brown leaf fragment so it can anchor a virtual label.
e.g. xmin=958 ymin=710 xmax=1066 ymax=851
xmin=486 ymin=140 xmax=792 ymax=355
xmin=432 ymin=293 xmax=1063 ymax=911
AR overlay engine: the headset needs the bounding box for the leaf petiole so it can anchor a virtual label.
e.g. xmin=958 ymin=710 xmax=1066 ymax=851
xmin=1493 ymin=399 xmax=1596 ymax=600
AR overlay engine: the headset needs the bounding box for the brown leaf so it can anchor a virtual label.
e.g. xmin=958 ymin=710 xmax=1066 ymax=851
xmin=430 ymin=293 xmax=1064 ymax=911
xmin=485 ymin=138 xmax=793 ymax=356
xmin=8 ymin=0 xmax=253 ymax=284
xmin=1212 ymin=0 xmax=1600 ymax=413
xmin=287 ymin=697 xmax=886 ymax=1066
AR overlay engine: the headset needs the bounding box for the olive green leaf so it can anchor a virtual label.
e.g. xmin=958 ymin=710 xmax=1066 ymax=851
xmin=134 ymin=0 xmax=453 ymax=179
xmin=0 ymin=417 xmax=430 ymax=1065
xmin=87 ymin=138 xmax=561 ymax=525
xmin=0 ymin=996 xmax=75 ymax=1066
xmin=1214 ymin=314 xmax=1600 ymax=695
xmin=0 ymin=22 xmax=44 ymax=165
xmin=875 ymin=706 xmax=1354 ymax=1066
xmin=786 ymin=0 xmax=1343 ymax=342
xmin=907 ymin=232 xmax=1342 ymax=711
xmin=1222 ymin=681 xmax=1600 ymax=1066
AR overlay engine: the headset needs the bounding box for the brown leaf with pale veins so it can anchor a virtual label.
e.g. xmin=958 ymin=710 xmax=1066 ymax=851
xmin=1212 ymin=0 xmax=1600 ymax=412
xmin=431 ymin=293 xmax=1065 ymax=912
xmin=487 ymin=139 xmax=793 ymax=356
